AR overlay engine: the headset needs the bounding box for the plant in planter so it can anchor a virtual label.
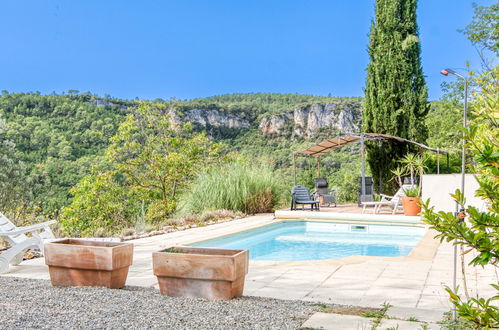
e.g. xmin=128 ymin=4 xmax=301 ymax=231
xmin=44 ymin=239 xmax=134 ymax=289
xmin=402 ymin=186 xmax=422 ymax=216
xmin=390 ymin=166 xmax=406 ymax=188
xmin=153 ymin=246 xmax=248 ymax=300
xmin=399 ymin=154 xmax=427 ymax=216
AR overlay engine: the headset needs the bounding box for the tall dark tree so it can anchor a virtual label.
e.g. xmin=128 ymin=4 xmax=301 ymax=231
xmin=363 ymin=0 xmax=429 ymax=193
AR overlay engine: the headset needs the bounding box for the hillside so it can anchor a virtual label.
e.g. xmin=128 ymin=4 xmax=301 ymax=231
xmin=0 ymin=92 xmax=363 ymax=217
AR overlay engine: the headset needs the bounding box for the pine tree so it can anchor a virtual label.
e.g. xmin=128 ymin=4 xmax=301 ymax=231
xmin=363 ymin=0 xmax=429 ymax=193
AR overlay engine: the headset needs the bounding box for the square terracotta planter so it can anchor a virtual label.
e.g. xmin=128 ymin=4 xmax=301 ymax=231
xmin=44 ymin=239 xmax=134 ymax=289
xmin=153 ymin=246 xmax=249 ymax=300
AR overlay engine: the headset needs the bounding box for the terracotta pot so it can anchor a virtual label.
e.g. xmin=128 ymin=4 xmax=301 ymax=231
xmin=153 ymin=246 xmax=249 ymax=300
xmin=44 ymin=239 xmax=133 ymax=289
xmin=402 ymin=197 xmax=422 ymax=216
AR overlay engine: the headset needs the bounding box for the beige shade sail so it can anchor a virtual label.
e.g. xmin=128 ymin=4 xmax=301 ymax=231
xmin=292 ymin=133 xmax=448 ymax=187
xmin=294 ymin=133 xmax=447 ymax=157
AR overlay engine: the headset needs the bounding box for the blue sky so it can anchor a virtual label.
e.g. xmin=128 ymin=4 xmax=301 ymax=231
xmin=1 ymin=1 xmax=493 ymax=101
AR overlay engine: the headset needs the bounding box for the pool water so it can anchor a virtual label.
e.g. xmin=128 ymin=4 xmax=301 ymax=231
xmin=190 ymin=221 xmax=425 ymax=261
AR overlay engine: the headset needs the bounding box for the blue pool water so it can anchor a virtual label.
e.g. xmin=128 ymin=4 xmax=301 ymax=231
xmin=190 ymin=221 xmax=425 ymax=261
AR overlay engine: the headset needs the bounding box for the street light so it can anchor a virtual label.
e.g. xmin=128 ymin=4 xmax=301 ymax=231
xmin=440 ymin=68 xmax=468 ymax=321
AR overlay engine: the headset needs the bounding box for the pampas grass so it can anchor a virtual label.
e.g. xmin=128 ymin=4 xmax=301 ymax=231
xmin=180 ymin=163 xmax=287 ymax=214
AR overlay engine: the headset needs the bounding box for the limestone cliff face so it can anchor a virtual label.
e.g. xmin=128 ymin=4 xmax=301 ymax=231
xmin=259 ymin=102 xmax=361 ymax=138
xmin=167 ymin=100 xmax=361 ymax=138
xmin=167 ymin=109 xmax=251 ymax=129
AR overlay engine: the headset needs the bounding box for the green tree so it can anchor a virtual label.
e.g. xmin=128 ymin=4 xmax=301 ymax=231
xmin=363 ymin=0 xmax=429 ymax=194
xmin=107 ymin=103 xmax=224 ymax=219
xmin=0 ymin=117 xmax=32 ymax=218
xmin=422 ymin=67 xmax=498 ymax=329
xmin=462 ymin=2 xmax=499 ymax=57
xmin=61 ymin=103 xmax=223 ymax=235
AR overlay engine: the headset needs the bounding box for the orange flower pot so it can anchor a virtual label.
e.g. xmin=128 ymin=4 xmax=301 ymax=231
xmin=402 ymin=197 xmax=422 ymax=216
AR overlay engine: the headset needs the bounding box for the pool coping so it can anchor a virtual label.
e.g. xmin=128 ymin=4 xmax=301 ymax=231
xmin=275 ymin=210 xmax=422 ymax=225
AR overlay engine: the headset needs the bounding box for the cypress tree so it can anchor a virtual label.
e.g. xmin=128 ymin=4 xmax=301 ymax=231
xmin=363 ymin=0 xmax=429 ymax=194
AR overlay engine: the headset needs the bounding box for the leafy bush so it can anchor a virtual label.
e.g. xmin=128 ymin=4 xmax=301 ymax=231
xmin=179 ymin=162 xmax=287 ymax=214
xmin=330 ymin=159 xmax=364 ymax=203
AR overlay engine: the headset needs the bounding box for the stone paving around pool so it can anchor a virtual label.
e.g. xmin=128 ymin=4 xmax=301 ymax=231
xmin=2 ymin=213 xmax=498 ymax=324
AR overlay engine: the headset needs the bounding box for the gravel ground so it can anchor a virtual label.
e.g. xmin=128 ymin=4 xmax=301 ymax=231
xmin=0 ymin=277 xmax=319 ymax=329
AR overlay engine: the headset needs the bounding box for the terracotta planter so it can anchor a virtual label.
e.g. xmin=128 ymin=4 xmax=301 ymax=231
xmin=44 ymin=239 xmax=133 ymax=289
xmin=153 ymin=246 xmax=249 ymax=300
xmin=402 ymin=197 xmax=422 ymax=216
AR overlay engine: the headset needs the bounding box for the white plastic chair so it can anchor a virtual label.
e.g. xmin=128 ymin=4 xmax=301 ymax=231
xmin=362 ymin=184 xmax=414 ymax=214
xmin=0 ymin=212 xmax=56 ymax=274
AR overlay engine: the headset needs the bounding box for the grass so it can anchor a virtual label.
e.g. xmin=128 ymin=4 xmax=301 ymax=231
xmin=179 ymin=162 xmax=287 ymax=215
xmin=368 ymin=302 xmax=392 ymax=330
xmin=437 ymin=312 xmax=476 ymax=329
xmin=311 ymin=302 xmax=439 ymax=329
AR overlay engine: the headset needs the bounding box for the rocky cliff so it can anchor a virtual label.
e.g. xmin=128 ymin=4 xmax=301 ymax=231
xmin=259 ymin=101 xmax=361 ymax=138
xmin=168 ymin=99 xmax=361 ymax=139
xmin=168 ymin=108 xmax=251 ymax=129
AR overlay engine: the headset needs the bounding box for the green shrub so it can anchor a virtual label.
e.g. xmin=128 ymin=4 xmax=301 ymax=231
xmin=330 ymin=160 xmax=364 ymax=203
xmin=179 ymin=162 xmax=287 ymax=214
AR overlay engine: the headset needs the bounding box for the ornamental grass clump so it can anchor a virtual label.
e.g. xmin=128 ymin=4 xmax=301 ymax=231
xmin=180 ymin=162 xmax=287 ymax=214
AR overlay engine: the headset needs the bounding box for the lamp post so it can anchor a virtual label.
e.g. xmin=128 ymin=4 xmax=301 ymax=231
xmin=440 ymin=68 xmax=468 ymax=321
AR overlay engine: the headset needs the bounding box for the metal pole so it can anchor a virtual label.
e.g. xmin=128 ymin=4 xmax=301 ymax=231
xmin=437 ymin=148 xmax=440 ymax=174
xmin=461 ymin=78 xmax=467 ymax=205
xmin=452 ymin=73 xmax=468 ymax=321
xmin=317 ymin=156 xmax=321 ymax=178
xmin=361 ymin=133 xmax=366 ymax=197
xmin=293 ymin=153 xmax=297 ymax=186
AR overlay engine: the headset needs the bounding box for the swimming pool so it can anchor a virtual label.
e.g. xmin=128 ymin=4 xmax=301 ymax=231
xmin=190 ymin=221 xmax=425 ymax=261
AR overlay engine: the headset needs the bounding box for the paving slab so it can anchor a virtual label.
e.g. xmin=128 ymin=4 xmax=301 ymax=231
xmin=301 ymin=312 xmax=373 ymax=330
xmin=380 ymin=318 xmax=439 ymax=330
xmin=387 ymin=306 xmax=447 ymax=323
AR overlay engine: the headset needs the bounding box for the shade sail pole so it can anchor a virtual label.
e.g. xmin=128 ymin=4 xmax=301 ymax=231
xmin=317 ymin=156 xmax=321 ymax=177
xmin=361 ymin=133 xmax=366 ymax=197
xmin=437 ymin=148 xmax=440 ymax=174
xmin=293 ymin=153 xmax=297 ymax=185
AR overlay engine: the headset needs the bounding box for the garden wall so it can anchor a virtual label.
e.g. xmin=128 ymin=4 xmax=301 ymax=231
xmin=421 ymin=174 xmax=484 ymax=212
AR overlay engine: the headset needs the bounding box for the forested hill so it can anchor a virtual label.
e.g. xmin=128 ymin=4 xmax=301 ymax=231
xmin=0 ymin=92 xmax=131 ymax=215
xmin=0 ymin=91 xmax=362 ymax=217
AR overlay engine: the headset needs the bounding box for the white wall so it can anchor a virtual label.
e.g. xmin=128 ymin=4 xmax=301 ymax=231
xmin=421 ymin=174 xmax=483 ymax=212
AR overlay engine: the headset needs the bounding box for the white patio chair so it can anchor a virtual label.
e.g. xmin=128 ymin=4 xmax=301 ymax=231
xmin=362 ymin=184 xmax=414 ymax=214
xmin=0 ymin=212 xmax=56 ymax=274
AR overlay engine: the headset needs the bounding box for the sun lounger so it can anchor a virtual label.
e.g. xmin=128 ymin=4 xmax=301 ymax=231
xmin=0 ymin=212 xmax=56 ymax=274
xmin=361 ymin=184 xmax=413 ymax=214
